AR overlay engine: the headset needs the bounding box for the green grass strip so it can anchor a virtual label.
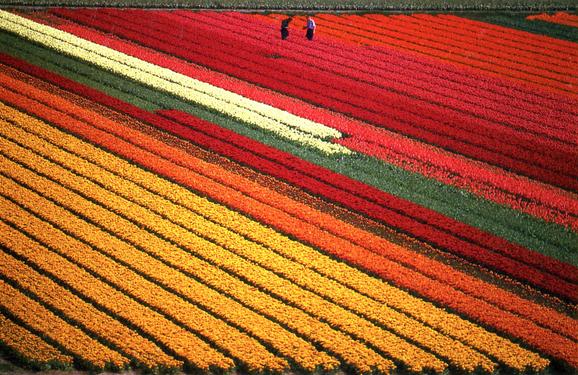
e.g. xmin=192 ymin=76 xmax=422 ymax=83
xmin=1 ymin=30 xmax=576 ymax=267
xmin=463 ymin=12 xmax=578 ymax=42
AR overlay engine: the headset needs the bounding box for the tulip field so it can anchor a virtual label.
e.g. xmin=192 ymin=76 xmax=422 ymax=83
xmin=0 ymin=7 xmax=576 ymax=375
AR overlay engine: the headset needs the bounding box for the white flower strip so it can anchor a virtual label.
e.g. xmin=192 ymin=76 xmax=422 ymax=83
xmin=0 ymin=11 xmax=351 ymax=155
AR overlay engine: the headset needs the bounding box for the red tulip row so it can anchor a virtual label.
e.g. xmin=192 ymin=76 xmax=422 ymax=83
xmin=309 ymin=14 xmax=578 ymax=97
xmin=355 ymin=14 xmax=578 ymax=79
xmin=339 ymin=137 xmax=578 ymax=230
xmin=527 ymin=12 xmax=578 ymax=28
xmin=239 ymin=12 xmax=578 ymax=132
xmin=259 ymin=12 xmax=578 ymax=116
xmin=107 ymin=8 xmax=578 ymax=166
xmin=27 ymin=21 xmax=578 ymax=232
xmin=196 ymin=11 xmax=576 ymax=149
xmin=50 ymin=8 xmax=578 ymax=191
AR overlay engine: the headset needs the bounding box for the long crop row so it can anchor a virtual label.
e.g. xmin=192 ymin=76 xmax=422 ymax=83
xmin=2 ymin=62 xmax=572 ymax=360
xmin=0 ymin=66 xmax=575 ymax=370
xmin=1 ymin=9 xmax=576 ymax=374
xmin=5 ymin=15 xmax=576 ymax=270
xmin=0 ymin=112 xmax=500 ymax=373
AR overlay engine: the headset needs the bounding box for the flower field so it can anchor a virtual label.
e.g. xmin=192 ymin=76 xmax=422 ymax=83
xmin=0 ymin=7 xmax=576 ymax=375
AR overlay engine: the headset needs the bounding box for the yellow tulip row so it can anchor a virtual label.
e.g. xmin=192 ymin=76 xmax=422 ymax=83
xmin=0 ymin=190 xmax=278 ymax=373
xmin=1 ymin=102 xmax=546 ymax=372
xmin=0 ymin=280 xmax=128 ymax=370
xmin=0 ymin=127 xmax=447 ymax=373
xmin=0 ymin=117 xmax=393 ymax=374
xmin=0 ymin=312 xmax=73 ymax=368
xmin=0 ymin=10 xmax=350 ymax=155
xmin=0 ymin=248 xmax=182 ymax=371
xmin=0 ymin=113 xmax=492 ymax=372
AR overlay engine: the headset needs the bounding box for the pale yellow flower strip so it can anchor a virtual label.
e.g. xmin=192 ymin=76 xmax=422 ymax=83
xmin=0 ymin=190 xmax=276 ymax=373
xmin=0 ymin=153 xmax=391 ymax=373
xmin=0 ymin=280 xmax=129 ymax=370
xmin=0 ymin=250 xmax=182 ymax=371
xmin=0 ymin=113 xmax=492 ymax=372
xmin=0 ymin=313 xmax=74 ymax=367
xmin=0 ymin=214 xmax=236 ymax=372
xmin=0 ymin=121 xmax=442 ymax=373
xmin=0 ymin=10 xmax=350 ymax=155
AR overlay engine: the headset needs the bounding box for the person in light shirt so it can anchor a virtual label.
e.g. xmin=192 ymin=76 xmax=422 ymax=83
xmin=304 ymin=16 xmax=316 ymax=40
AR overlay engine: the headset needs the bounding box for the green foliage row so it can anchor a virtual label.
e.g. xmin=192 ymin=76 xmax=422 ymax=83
xmin=0 ymin=0 xmax=577 ymax=10
xmin=1 ymin=30 xmax=576 ymax=266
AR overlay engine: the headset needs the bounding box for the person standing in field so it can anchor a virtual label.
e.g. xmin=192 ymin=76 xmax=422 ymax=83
xmin=304 ymin=16 xmax=316 ymax=40
xmin=281 ymin=17 xmax=292 ymax=40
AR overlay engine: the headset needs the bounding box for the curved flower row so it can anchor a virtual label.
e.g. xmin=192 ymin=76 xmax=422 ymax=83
xmin=0 ymin=149 xmax=291 ymax=373
xmin=0 ymin=129 xmax=445 ymax=374
xmin=0 ymin=75 xmax=561 ymax=372
xmin=3 ymin=103 xmax=499 ymax=373
xmin=0 ymin=248 xmax=182 ymax=371
xmin=0 ymin=313 xmax=74 ymax=369
xmin=0 ymin=102 xmax=393 ymax=374
xmin=0 ymin=10 xmax=349 ymax=155
xmin=0 ymin=279 xmax=128 ymax=371
xmin=1 ymin=71 xmax=575 ymax=368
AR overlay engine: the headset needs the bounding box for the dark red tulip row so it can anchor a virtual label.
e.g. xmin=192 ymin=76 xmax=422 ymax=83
xmin=50 ymin=8 xmax=578 ymax=191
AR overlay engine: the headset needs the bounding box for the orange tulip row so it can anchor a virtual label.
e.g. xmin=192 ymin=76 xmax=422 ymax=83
xmin=0 ymin=140 xmax=390 ymax=373
xmin=4 ymin=121 xmax=493 ymax=373
xmin=0 ymin=89 xmax=549 ymax=372
xmin=0 ymin=187 xmax=282 ymax=373
xmin=0 ymin=199 xmax=239 ymax=372
xmin=0 ymin=312 xmax=73 ymax=369
xmin=0 ymin=249 xmax=182 ymax=371
xmin=0 ymin=280 xmax=128 ymax=370
xmin=0 ymin=119 xmax=420 ymax=373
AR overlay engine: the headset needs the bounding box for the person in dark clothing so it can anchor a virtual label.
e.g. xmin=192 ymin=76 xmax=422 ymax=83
xmin=281 ymin=17 xmax=292 ymax=40
xmin=304 ymin=16 xmax=316 ymax=40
